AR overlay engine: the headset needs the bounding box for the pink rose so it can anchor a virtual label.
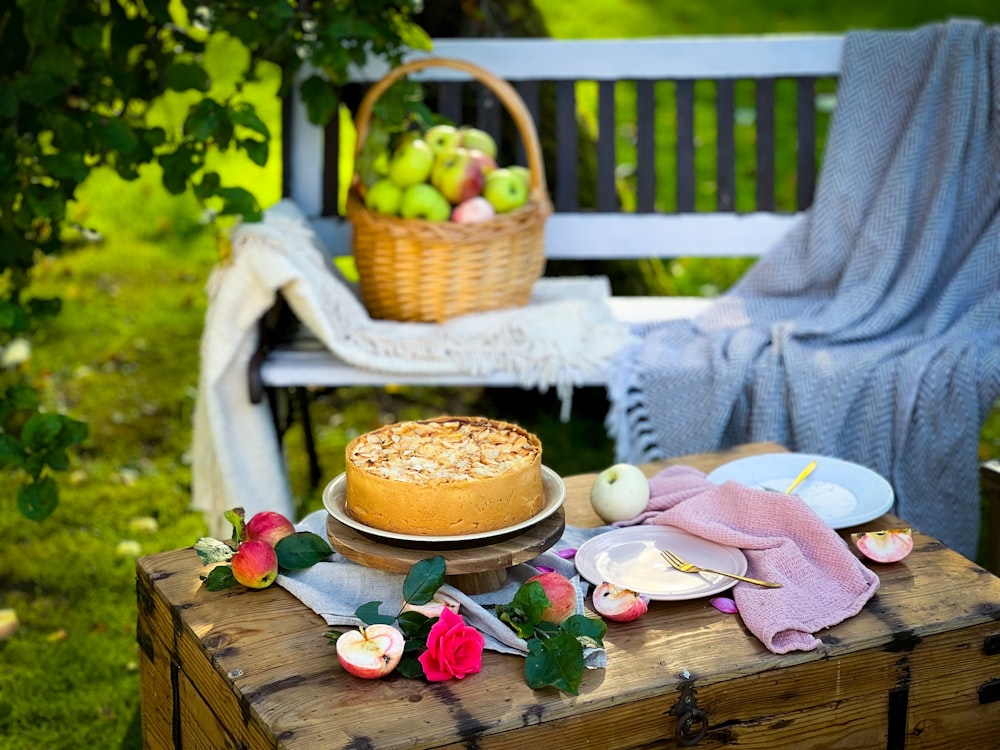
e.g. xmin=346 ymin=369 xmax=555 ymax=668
xmin=418 ymin=608 xmax=485 ymax=681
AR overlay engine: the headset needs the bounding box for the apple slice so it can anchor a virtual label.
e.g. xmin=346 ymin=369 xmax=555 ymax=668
xmin=850 ymin=528 xmax=913 ymax=563
xmin=592 ymin=582 xmax=649 ymax=622
xmin=335 ymin=624 xmax=405 ymax=679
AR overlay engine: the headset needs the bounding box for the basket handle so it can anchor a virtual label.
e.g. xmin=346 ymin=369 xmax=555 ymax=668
xmin=354 ymin=56 xmax=549 ymax=202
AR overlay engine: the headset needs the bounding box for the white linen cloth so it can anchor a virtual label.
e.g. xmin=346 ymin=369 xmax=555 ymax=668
xmin=278 ymin=510 xmax=607 ymax=666
xmin=192 ymin=200 xmax=634 ymax=536
xmin=607 ymin=20 xmax=1000 ymax=560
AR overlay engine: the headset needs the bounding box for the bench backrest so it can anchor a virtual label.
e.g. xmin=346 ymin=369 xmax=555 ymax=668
xmin=284 ymin=35 xmax=844 ymax=261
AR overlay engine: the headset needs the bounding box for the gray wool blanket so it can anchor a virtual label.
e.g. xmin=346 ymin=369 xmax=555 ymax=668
xmin=606 ymin=19 xmax=1000 ymax=561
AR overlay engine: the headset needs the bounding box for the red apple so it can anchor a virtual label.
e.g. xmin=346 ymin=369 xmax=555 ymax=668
xmin=592 ymin=582 xmax=649 ymax=622
xmin=451 ymin=196 xmax=496 ymax=224
xmin=525 ymin=571 xmax=577 ymax=624
xmin=335 ymin=624 xmax=405 ymax=679
xmin=230 ymin=539 xmax=279 ymax=589
xmin=245 ymin=511 xmax=296 ymax=548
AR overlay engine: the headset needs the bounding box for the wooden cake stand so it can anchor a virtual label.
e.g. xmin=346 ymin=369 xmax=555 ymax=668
xmin=326 ymin=508 xmax=566 ymax=594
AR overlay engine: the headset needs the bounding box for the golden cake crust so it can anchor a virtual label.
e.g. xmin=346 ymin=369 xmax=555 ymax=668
xmin=344 ymin=416 xmax=544 ymax=536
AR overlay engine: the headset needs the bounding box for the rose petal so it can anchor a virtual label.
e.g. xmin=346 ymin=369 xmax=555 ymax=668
xmin=710 ymin=597 xmax=738 ymax=614
xmin=534 ymin=565 xmax=556 ymax=574
xmin=555 ymin=548 xmax=577 ymax=559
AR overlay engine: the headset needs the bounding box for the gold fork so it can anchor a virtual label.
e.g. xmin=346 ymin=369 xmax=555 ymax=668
xmin=661 ymin=548 xmax=782 ymax=588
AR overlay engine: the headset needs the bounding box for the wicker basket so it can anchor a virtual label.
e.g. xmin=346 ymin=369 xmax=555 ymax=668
xmin=348 ymin=57 xmax=552 ymax=323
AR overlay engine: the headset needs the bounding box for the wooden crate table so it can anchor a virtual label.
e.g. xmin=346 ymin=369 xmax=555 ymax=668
xmin=136 ymin=443 xmax=1000 ymax=749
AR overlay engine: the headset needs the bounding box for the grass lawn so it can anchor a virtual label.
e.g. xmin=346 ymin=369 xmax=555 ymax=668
xmin=2 ymin=3 xmax=999 ymax=748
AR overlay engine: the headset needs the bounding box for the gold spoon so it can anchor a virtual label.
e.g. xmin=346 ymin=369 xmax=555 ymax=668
xmin=783 ymin=459 xmax=818 ymax=494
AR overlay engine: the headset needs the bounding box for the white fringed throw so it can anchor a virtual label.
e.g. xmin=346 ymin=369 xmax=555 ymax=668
xmin=192 ymin=201 xmax=633 ymax=535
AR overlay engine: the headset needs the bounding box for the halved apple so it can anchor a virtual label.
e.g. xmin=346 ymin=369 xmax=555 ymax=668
xmin=850 ymin=528 xmax=913 ymax=563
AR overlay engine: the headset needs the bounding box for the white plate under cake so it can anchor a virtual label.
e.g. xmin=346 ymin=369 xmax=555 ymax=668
xmin=343 ymin=416 xmax=545 ymax=536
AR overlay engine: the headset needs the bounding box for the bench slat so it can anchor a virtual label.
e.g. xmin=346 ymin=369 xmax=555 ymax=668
xmin=636 ymin=80 xmax=656 ymax=213
xmin=347 ymin=36 xmax=845 ymax=82
xmin=756 ymin=78 xmax=776 ymax=210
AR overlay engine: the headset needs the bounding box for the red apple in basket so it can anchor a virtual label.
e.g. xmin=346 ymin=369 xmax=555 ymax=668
xmin=525 ymin=571 xmax=577 ymax=624
xmin=336 ymin=624 xmax=405 ymax=678
xmin=452 ymin=196 xmax=496 ymax=224
xmin=245 ymin=510 xmax=296 ymax=548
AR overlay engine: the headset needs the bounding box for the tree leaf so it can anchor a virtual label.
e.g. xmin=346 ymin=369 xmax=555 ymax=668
xmin=164 ymin=62 xmax=211 ymax=93
xmin=299 ymin=75 xmax=338 ymax=126
xmin=6 ymin=385 xmax=39 ymax=411
xmin=523 ymin=631 xmax=585 ymax=695
xmin=240 ymin=138 xmax=268 ymax=167
xmin=21 ymin=413 xmax=63 ymax=450
xmin=17 ymin=477 xmax=58 ymax=521
xmin=0 ymin=434 xmax=26 ymax=469
xmin=275 ymin=531 xmax=332 ymax=570
xmin=215 ymin=186 xmax=260 ymax=220
xmin=401 ymin=556 xmax=446 ymax=606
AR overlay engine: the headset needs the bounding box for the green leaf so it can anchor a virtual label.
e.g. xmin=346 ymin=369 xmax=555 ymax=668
xmin=561 ymin=614 xmax=607 ymax=649
xmin=215 ymin=186 xmax=260 ymax=220
xmin=524 ymin=631 xmax=585 ymax=695
xmin=230 ymin=103 xmax=269 ymax=138
xmin=497 ymin=580 xmax=550 ymax=638
xmin=395 ymin=655 xmax=425 ymax=679
xmin=0 ymin=434 xmax=27 ymax=469
xmin=185 ymin=99 xmax=229 ymax=144
xmin=7 ymin=385 xmax=39 ymax=411
xmin=240 ymin=138 xmax=268 ymax=167
xmin=0 ymin=88 xmax=17 ymax=118
xmin=299 ymin=75 xmax=338 ymax=126
xmin=26 ymin=296 xmax=62 ymax=318
xmin=21 ymin=413 xmax=62 ymax=450
xmin=202 ymin=565 xmax=238 ymax=591
xmin=275 ymin=531 xmax=332 ymax=570
xmin=70 ymin=24 xmax=104 ymax=51
xmin=92 ymin=118 xmax=140 ymax=156
xmin=164 ymin=62 xmax=210 ymax=93
xmin=401 ymin=556 xmax=446 ymax=606
xmin=354 ymin=601 xmax=395 ymax=626
xmin=17 ymin=0 xmax=66 ymax=48
xmin=396 ymin=610 xmax=433 ymax=640
xmin=224 ymin=507 xmax=245 ymax=544
xmin=17 ymin=476 xmax=58 ymax=521
xmin=13 ymin=74 xmax=62 ymax=106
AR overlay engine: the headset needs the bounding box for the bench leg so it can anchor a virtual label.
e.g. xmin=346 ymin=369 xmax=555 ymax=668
xmin=295 ymin=387 xmax=323 ymax=488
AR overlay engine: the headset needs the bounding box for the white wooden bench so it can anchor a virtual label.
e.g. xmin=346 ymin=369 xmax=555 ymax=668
xmin=251 ymin=33 xmax=843 ymax=419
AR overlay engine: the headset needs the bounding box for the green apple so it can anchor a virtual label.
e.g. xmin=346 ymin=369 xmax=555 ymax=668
xmin=399 ymin=183 xmax=451 ymax=221
xmin=363 ymin=178 xmax=403 ymax=215
xmin=388 ymin=138 xmax=434 ymax=188
xmin=458 ymin=126 xmax=497 ymax=159
xmin=431 ymin=147 xmax=485 ymax=204
xmin=508 ymin=165 xmax=531 ymax=191
xmin=424 ymin=124 xmax=460 ymax=155
xmin=482 ymin=168 xmax=529 ymax=213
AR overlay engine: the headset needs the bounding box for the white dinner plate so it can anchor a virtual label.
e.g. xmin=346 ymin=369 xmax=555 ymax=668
xmin=323 ymin=465 xmax=565 ymax=544
xmin=706 ymin=452 xmax=894 ymax=529
xmin=574 ymin=525 xmax=747 ymax=600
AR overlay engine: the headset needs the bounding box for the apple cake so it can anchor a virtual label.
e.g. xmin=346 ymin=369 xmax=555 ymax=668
xmin=344 ymin=416 xmax=544 ymax=536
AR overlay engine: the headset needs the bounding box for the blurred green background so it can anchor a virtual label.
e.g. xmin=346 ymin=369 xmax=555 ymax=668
xmin=2 ymin=3 xmax=999 ymax=748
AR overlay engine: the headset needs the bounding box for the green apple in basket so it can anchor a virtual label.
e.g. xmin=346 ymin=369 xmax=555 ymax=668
xmin=388 ymin=137 xmax=435 ymax=187
xmin=363 ymin=178 xmax=403 ymax=215
xmin=458 ymin=126 xmax=498 ymax=159
xmin=424 ymin=124 xmax=461 ymax=155
xmin=399 ymin=183 xmax=451 ymax=222
xmin=483 ymin=168 xmax=529 ymax=213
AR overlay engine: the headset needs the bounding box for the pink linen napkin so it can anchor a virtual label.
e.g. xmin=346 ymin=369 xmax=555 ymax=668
xmin=617 ymin=465 xmax=880 ymax=654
